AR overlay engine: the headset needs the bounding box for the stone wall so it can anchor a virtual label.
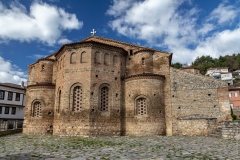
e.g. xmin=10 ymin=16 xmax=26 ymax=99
xmin=222 ymin=121 xmax=240 ymax=139
xmin=170 ymin=68 xmax=231 ymax=136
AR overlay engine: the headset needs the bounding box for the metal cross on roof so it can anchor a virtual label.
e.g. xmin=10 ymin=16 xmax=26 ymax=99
xmin=91 ymin=29 xmax=96 ymax=36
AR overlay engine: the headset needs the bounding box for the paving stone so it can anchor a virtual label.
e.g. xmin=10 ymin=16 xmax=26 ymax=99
xmin=0 ymin=133 xmax=239 ymax=159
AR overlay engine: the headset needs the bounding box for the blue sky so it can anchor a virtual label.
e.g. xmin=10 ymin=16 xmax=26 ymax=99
xmin=0 ymin=0 xmax=240 ymax=84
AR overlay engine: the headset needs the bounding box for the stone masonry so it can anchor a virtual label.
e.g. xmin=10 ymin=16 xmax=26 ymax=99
xmin=23 ymin=36 xmax=231 ymax=136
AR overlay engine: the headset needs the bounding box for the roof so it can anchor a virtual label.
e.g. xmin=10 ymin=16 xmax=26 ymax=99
xmin=0 ymin=83 xmax=26 ymax=90
xmin=207 ymin=67 xmax=229 ymax=71
xmin=29 ymin=35 xmax=172 ymax=66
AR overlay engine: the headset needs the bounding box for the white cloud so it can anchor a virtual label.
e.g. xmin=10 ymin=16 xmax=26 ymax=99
xmin=0 ymin=1 xmax=83 ymax=45
xmin=107 ymin=0 xmax=240 ymax=64
xmin=27 ymin=54 xmax=49 ymax=60
xmin=58 ymin=38 xmax=72 ymax=45
xmin=208 ymin=3 xmax=238 ymax=25
xmin=0 ymin=56 xmax=27 ymax=84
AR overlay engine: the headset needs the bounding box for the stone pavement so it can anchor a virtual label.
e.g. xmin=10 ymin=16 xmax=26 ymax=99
xmin=0 ymin=133 xmax=239 ymax=160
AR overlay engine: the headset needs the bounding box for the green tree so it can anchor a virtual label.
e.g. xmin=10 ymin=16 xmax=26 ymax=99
xmin=171 ymin=62 xmax=183 ymax=69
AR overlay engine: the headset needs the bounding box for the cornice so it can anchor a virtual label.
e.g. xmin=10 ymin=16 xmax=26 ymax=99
xmin=27 ymin=83 xmax=55 ymax=89
xmin=125 ymin=73 xmax=165 ymax=82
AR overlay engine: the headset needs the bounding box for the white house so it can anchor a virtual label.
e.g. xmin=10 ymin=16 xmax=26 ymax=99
xmin=205 ymin=67 xmax=234 ymax=85
xmin=0 ymin=82 xmax=26 ymax=131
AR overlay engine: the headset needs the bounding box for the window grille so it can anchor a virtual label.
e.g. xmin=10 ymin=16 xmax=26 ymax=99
xmin=136 ymin=98 xmax=147 ymax=115
xmin=33 ymin=102 xmax=42 ymax=117
xmin=100 ymin=87 xmax=109 ymax=111
xmin=73 ymin=86 xmax=83 ymax=112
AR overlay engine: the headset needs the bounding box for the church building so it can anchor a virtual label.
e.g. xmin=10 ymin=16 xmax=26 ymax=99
xmin=23 ymin=35 xmax=231 ymax=136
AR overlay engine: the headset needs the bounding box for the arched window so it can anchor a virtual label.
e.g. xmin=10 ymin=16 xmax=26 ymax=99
xmin=57 ymin=90 xmax=61 ymax=113
xmin=70 ymin=52 xmax=76 ymax=64
xmin=94 ymin=51 xmax=100 ymax=64
xmin=113 ymin=55 xmax=118 ymax=66
xmin=32 ymin=101 xmax=42 ymax=117
xmin=81 ymin=51 xmax=87 ymax=63
xmin=100 ymin=86 xmax=109 ymax=111
xmin=104 ymin=53 xmax=109 ymax=65
xmin=73 ymin=86 xmax=83 ymax=112
xmin=136 ymin=97 xmax=147 ymax=115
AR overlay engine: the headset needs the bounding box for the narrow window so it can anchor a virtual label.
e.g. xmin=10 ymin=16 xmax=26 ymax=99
xmin=130 ymin=50 xmax=133 ymax=56
xmin=142 ymin=58 xmax=145 ymax=65
xmin=113 ymin=55 xmax=118 ymax=66
xmin=57 ymin=90 xmax=61 ymax=113
xmin=73 ymin=86 xmax=83 ymax=112
xmin=41 ymin=65 xmax=45 ymax=71
xmin=95 ymin=52 xmax=100 ymax=64
xmin=81 ymin=51 xmax=87 ymax=63
xmin=4 ymin=107 xmax=9 ymax=114
xmin=0 ymin=106 xmax=2 ymax=114
xmin=33 ymin=101 xmax=42 ymax=117
xmin=235 ymin=92 xmax=238 ymax=97
xmin=100 ymin=86 xmax=109 ymax=111
xmin=15 ymin=93 xmax=20 ymax=101
xmin=0 ymin=90 xmax=5 ymax=100
xmin=229 ymin=92 xmax=232 ymax=98
xmin=8 ymin=92 xmax=13 ymax=101
xmin=104 ymin=53 xmax=109 ymax=65
xmin=11 ymin=107 xmax=16 ymax=115
xmin=136 ymin=97 xmax=147 ymax=115
xmin=70 ymin=52 xmax=77 ymax=64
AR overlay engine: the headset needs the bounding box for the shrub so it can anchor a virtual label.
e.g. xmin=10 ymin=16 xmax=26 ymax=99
xmin=232 ymin=114 xmax=237 ymax=120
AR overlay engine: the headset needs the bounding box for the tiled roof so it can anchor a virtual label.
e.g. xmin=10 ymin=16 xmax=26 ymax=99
xmin=0 ymin=83 xmax=26 ymax=90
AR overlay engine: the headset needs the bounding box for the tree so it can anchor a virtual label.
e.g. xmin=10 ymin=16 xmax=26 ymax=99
xmin=171 ymin=62 xmax=183 ymax=69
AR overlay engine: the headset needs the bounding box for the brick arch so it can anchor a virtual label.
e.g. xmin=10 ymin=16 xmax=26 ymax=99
xmin=81 ymin=51 xmax=87 ymax=63
xmin=57 ymin=88 xmax=61 ymax=113
xmin=70 ymin=52 xmax=77 ymax=64
xmin=134 ymin=95 xmax=148 ymax=116
xmin=99 ymin=83 xmax=111 ymax=112
xmin=104 ymin=53 xmax=109 ymax=65
xmin=31 ymin=99 xmax=45 ymax=117
xmin=69 ymin=83 xmax=83 ymax=112
xmin=94 ymin=51 xmax=101 ymax=64
xmin=113 ymin=55 xmax=118 ymax=66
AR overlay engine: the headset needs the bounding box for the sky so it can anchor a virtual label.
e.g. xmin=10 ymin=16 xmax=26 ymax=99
xmin=0 ymin=0 xmax=240 ymax=84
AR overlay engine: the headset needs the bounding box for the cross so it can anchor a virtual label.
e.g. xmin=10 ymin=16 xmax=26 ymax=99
xmin=91 ymin=29 xmax=96 ymax=36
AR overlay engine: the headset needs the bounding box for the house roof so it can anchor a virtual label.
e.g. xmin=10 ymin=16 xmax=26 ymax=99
xmin=0 ymin=83 xmax=26 ymax=90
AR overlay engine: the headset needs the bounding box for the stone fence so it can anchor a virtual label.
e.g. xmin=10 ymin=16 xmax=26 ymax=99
xmin=222 ymin=121 xmax=240 ymax=140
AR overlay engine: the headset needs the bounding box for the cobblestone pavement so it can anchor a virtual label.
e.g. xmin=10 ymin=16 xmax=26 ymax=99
xmin=0 ymin=133 xmax=240 ymax=160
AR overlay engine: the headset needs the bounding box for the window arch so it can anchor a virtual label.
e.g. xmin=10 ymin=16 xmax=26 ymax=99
xmin=81 ymin=51 xmax=87 ymax=63
xmin=104 ymin=53 xmax=109 ymax=65
xmin=94 ymin=51 xmax=100 ymax=64
xmin=136 ymin=96 xmax=147 ymax=116
xmin=32 ymin=101 xmax=42 ymax=117
xmin=57 ymin=90 xmax=61 ymax=113
xmin=113 ymin=55 xmax=118 ymax=66
xmin=72 ymin=86 xmax=83 ymax=112
xmin=100 ymin=86 xmax=109 ymax=111
xmin=70 ymin=52 xmax=77 ymax=64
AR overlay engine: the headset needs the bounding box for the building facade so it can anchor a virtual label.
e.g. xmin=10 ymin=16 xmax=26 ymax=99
xmin=0 ymin=82 xmax=26 ymax=131
xmin=206 ymin=67 xmax=234 ymax=85
xmin=23 ymin=36 xmax=231 ymax=136
xmin=229 ymin=84 xmax=240 ymax=117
